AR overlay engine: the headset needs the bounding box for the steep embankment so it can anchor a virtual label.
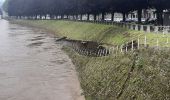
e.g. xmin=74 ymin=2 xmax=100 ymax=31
xmin=12 ymin=20 xmax=170 ymax=100
xmin=12 ymin=20 xmax=131 ymax=45
xmin=12 ymin=20 xmax=170 ymax=47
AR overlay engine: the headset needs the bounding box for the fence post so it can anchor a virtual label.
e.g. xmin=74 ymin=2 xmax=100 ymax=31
xmin=164 ymin=27 xmax=168 ymax=37
xmin=102 ymin=49 xmax=105 ymax=55
xmin=98 ymin=50 xmax=101 ymax=57
xmin=82 ymin=49 xmax=84 ymax=55
xmin=144 ymin=35 xmax=147 ymax=47
xmin=126 ymin=43 xmax=128 ymax=52
xmin=135 ymin=25 xmax=138 ymax=31
xmin=131 ymin=40 xmax=134 ymax=51
xmin=98 ymin=50 xmax=100 ymax=56
xmin=105 ymin=49 xmax=108 ymax=56
xmin=112 ymin=47 xmax=114 ymax=54
xmin=120 ymin=45 xmax=123 ymax=52
xmin=108 ymin=48 xmax=111 ymax=54
xmin=147 ymin=25 xmax=150 ymax=33
xmin=81 ymin=49 xmax=83 ymax=54
xmin=167 ymin=36 xmax=169 ymax=48
xmin=131 ymin=24 xmax=133 ymax=30
xmin=116 ymin=45 xmax=119 ymax=54
xmin=154 ymin=26 xmax=158 ymax=33
xmin=163 ymin=30 xmax=165 ymax=37
xmin=140 ymin=25 xmax=144 ymax=31
xmin=79 ymin=49 xmax=82 ymax=54
xmin=138 ymin=37 xmax=140 ymax=49
xmin=157 ymin=38 xmax=159 ymax=49
xmin=123 ymin=23 xmax=125 ymax=28
xmin=167 ymin=37 xmax=169 ymax=44
xmin=166 ymin=27 xmax=169 ymax=33
xmin=168 ymin=26 xmax=170 ymax=33
xmin=100 ymin=50 xmax=103 ymax=56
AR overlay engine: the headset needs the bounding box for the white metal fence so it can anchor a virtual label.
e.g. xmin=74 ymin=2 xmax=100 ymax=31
xmin=64 ymin=19 xmax=170 ymax=34
xmin=57 ymin=19 xmax=170 ymax=56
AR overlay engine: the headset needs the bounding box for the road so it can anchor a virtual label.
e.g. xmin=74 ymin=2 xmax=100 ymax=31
xmin=0 ymin=20 xmax=84 ymax=100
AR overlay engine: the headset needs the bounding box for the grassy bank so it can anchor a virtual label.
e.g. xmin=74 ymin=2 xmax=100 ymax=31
xmin=12 ymin=20 xmax=170 ymax=99
xmin=64 ymin=48 xmax=170 ymax=100
xmin=12 ymin=20 xmax=170 ymax=47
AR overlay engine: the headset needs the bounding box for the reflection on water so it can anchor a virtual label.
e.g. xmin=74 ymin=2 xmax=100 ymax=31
xmin=0 ymin=20 xmax=84 ymax=100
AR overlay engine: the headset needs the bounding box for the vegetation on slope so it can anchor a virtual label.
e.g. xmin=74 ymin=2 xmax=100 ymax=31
xmin=13 ymin=20 xmax=170 ymax=99
xmin=13 ymin=20 xmax=170 ymax=47
xmin=64 ymin=48 xmax=170 ymax=100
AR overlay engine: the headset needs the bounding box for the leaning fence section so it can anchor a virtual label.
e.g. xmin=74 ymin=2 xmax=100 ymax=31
xmin=66 ymin=33 xmax=170 ymax=57
xmin=59 ymin=19 xmax=170 ymax=56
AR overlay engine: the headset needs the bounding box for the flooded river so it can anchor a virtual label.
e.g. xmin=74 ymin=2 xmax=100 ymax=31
xmin=0 ymin=20 xmax=84 ymax=100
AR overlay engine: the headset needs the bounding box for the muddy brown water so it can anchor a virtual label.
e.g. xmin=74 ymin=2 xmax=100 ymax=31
xmin=0 ymin=20 xmax=84 ymax=100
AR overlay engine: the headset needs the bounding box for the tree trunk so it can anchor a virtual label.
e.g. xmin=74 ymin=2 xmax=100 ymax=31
xmin=56 ymin=15 xmax=58 ymax=19
xmin=97 ymin=14 xmax=99 ymax=20
xmin=111 ymin=13 xmax=114 ymax=21
xmin=102 ymin=12 xmax=105 ymax=21
xmin=35 ymin=15 xmax=37 ymax=20
xmin=49 ymin=15 xmax=52 ymax=19
xmin=123 ymin=13 xmax=126 ymax=22
xmin=80 ymin=14 xmax=82 ymax=20
xmin=94 ymin=14 xmax=97 ymax=21
xmin=61 ymin=15 xmax=64 ymax=19
xmin=40 ymin=15 xmax=42 ymax=20
xmin=44 ymin=15 xmax=47 ymax=20
xmin=87 ymin=14 xmax=90 ymax=20
xmin=156 ymin=9 xmax=163 ymax=25
xmin=137 ymin=9 xmax=142 ymax=23
xmin=76 ymin=14 xmax=78 ymax=20
xmin=66 ymin=15 xmax=69 ymax=19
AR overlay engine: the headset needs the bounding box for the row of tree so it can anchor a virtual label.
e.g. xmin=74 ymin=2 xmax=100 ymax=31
xmin=0 ymin=9 xmax=2 ymax=16
xmin=3 ymin=0 xmax=170 ymax=25
xmin=0 ymin=1 xmax=3 ymax=15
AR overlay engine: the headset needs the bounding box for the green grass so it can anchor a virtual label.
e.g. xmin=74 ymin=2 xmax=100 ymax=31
xmin=64 ymin=48 xmax=170 ymax=100
xmin=12 ymin=20 xmax=170 ymax=47
xmin=12 ymin=20 xmax=170 ymax=100
xmin=12 ymin=20 xmax=128 ymax=45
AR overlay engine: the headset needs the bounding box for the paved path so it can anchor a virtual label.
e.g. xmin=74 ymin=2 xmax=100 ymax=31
xmin=0 ymin=20 xmax=84 ymax=100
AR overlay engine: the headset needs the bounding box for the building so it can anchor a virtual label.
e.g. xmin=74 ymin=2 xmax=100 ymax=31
xmin=127 ymin=9 xmax=157 ymax=21
xmin=103 ymin=9 xmax=157 ymax=22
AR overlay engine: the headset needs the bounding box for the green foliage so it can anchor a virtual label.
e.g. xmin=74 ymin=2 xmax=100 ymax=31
xmin=5 ymin=0 xmax=170 ymax=24
xmin=2 ymin=0 xmax=9 ymax=12
xmin=65 ymin=47 xmax=170 ymax=100
xmin=14 ymin=20 xmax=170 ymax=100
xmin=13 ymin=20 xmax=170 ymax=47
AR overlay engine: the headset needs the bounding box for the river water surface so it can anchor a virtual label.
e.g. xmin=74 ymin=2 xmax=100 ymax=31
xmin=0 ymin=20 xmax=84 ymax=100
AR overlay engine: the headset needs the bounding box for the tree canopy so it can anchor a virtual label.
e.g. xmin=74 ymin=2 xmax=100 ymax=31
xmin=0 ymin=9 xmax=2 ymax=15
xmin=3 ymin=0 xmax=170 ymax=24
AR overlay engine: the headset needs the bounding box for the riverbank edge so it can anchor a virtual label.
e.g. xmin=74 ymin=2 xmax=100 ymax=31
xmin=10 ymin=19 xmax=87 ymax=100
xmin=11 ymin=20 xmax=170 ymax=100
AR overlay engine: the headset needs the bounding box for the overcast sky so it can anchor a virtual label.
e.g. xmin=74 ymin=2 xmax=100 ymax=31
xmin=0 ymin=0 xmax=4 ymax=7
xmin=0 ymin=0 xmax=5 ymax=3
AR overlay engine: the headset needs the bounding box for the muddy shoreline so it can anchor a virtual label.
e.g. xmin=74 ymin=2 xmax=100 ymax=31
xmin=0 ymin=20 xmax=85 ymax=100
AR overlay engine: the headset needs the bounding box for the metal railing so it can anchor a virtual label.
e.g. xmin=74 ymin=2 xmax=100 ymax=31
xmin=62 ymin=19 xmax=170 ymax=34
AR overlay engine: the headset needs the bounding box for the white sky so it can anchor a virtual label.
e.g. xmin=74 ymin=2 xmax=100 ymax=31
xmin=0 ymin=0 xmax=5 ymax=2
